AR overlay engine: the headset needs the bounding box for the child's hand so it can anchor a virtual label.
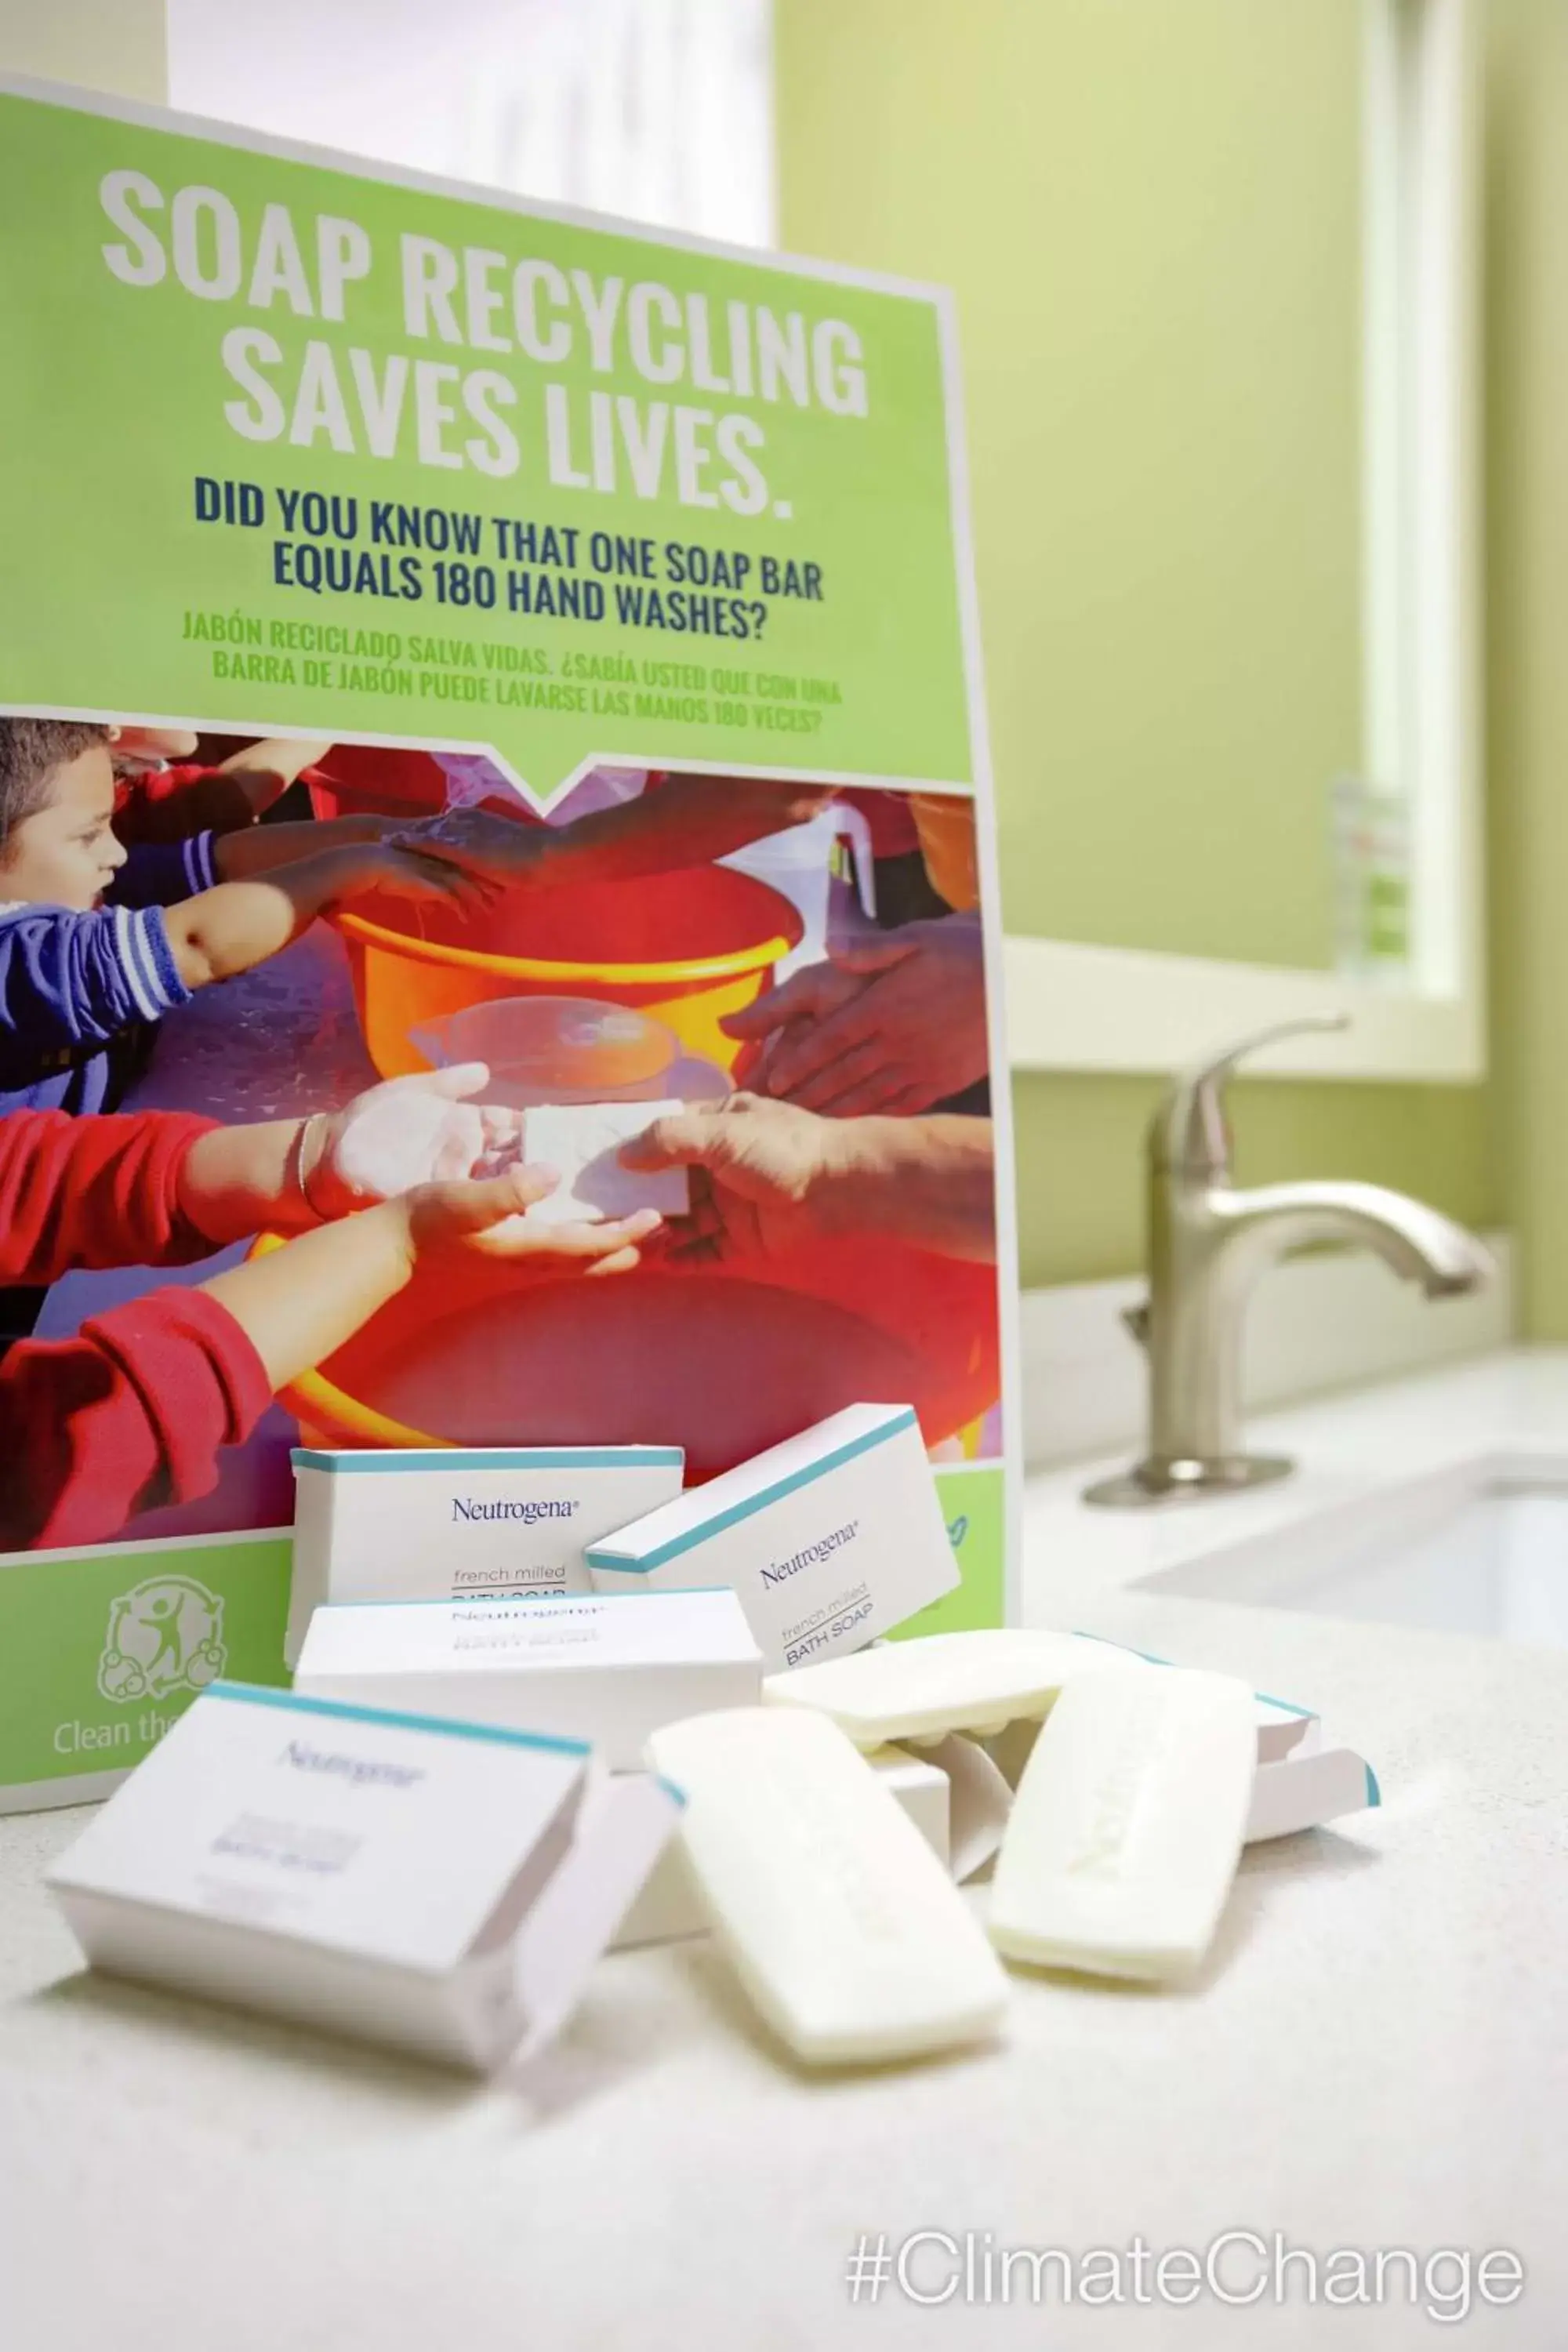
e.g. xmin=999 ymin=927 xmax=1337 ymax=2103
xmin=388 ymin=809 xmax=546 ymax=887
xmin=107 ymin=724 xmax=200 ymax=773
xmin=303 ymin=1064 xmax=524 ymax=1217
xmin=361 ymin=842 xmax=502 ymax=913
xmin=397 ymin=1163 xmax=661 ymax=1277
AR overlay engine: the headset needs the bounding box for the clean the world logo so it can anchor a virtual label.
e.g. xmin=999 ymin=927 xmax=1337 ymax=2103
xmin=97 ymin=1575 xmax=227 ymax=1704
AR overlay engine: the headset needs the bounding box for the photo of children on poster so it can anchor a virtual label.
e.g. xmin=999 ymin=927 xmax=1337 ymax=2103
xmin=0 ymin=80 xmax=1020 ymax=1793
xmin=0 ymin=716 xmax=1003 ymax=1555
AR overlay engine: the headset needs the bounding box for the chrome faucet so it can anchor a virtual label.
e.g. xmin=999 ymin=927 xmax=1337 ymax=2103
xmin=1083 ymin=1016 xmax=1494 ymax=1508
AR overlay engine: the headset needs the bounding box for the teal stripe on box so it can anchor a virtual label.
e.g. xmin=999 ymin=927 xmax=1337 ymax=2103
xmin=292 ymin=1446 xmax=684 ymax=1474
xmin=206 ymin=1679 xmax=590 ymax=1757
xmin=586 ymin=1408 xmax=918 ymax=1573
xmin=1251 ymin=1688 xmax=1316 ymax=1719
xmin=1364 ymin=1764 xmax=1381 ymax=1807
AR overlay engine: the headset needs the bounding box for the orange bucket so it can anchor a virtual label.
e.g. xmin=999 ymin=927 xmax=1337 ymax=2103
xmin=909 ymin=793 xmax=980 ymax=912
xmin=252 ymin=1236 xmax=1000 ymax=1480
xmin=334 ymin=868 xmax=803 ymax=1079
xmin=307 ymin=746 xmax=450 ymax=826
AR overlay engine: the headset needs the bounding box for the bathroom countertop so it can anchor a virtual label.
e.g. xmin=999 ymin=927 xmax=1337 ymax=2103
xmin=2 ymin=1352 xmax=1566 ymax=2351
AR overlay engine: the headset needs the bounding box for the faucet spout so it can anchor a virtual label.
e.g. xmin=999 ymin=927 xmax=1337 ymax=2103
xmin=1217 ymin=1180 xmax=1496 ymax=1298
xmin=1083 ymin=1017 xmax=1497 ymax=1508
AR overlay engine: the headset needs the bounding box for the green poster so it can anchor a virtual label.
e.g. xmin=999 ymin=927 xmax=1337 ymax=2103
xmin=0 ymin=1532 xmax=291 ymax=1809
xmin=0 ymin=78 xmax=1019 ymax=1808
xmin=0 ymin=86 xmax=974 ymax=803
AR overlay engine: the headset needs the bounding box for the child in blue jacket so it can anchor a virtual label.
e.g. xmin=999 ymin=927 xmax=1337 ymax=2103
xmin=0 ymin=717 xmax=483 ymax=1119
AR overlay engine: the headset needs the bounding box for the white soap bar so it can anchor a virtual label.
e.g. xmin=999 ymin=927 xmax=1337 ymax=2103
xmin=983 ymin=1649 xmax=1321 ymax=1786
xmin=612 ymin=1731 xmax=1015 ymax=1948
xmin=521 ymin=1099 xmax=689 ymax=1225
xmin=293 ymin=1588 xmax=762 ymax=1769
xmin=989 ymin=1711 xmax=1371 ymax=1846
xmin=1069 ymin=1633 xmax=1322 ymax=1763
xmin=988 ymin=1668 xmax=1255 ymax=1983
xmin=763 ymin=1628 xmax=1152 ymax=1748
xmin=613 ymin=1742 xmax=952 ymax=1949
xmin=647 ymin=1708 xmax=1007 ymax=2064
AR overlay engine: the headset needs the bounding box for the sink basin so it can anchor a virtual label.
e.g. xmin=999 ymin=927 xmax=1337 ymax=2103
xmin=1139 ymin=1451 xmax=1568 ymax=1645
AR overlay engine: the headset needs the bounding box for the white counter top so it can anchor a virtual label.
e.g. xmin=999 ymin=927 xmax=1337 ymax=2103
xmin=3 ymin=1352 xmax=1566 ymax=2350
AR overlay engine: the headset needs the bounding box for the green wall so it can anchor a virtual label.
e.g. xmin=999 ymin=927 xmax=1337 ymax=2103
xmin=5 ymin=2 xmax=1542 ymax=1310
xmin=777 ymin=0 xmax=1501 ymax=1290
xmin=1486 ymin=0 xmax=1568 ymax=1337
xmin=0 ymin=0 xmax=165 ymax=101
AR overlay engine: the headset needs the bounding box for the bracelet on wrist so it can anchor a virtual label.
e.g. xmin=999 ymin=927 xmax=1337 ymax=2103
xmin=292 ymin=1112 xmax=339 ymax=1221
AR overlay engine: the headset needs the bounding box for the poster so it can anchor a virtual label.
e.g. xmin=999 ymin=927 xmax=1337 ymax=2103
xmin=0 ymin=76 xmax=1019 ymax=1807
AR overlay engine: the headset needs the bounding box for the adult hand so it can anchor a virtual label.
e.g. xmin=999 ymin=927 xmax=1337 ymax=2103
xmin=620 ymin=1094 xmax=849 ymax=1262
xmin=304 ymin=1064 xmax=524 ymax=1217
xmin=362 ymin=841 xmax=503 ymax=913
xmin=388 ymin=808 xmax=546 ymax=886
xmin=392 ymin=776 xmax=836 ymax=895
xmin=724 ymin=916 xmax=989 ymax=1115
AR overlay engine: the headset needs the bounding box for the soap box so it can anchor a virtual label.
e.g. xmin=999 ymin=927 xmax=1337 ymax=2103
xmin=46 ymin=1680 xmax=680 ymax=2072
xmin=293 ymin=1590 xmax=763 ymax=1769
xmin=1246 ymin=1745 xmax=1380 ymax=1842
xmin=585 ymin=1404 xmax=958 ymax=1671
xmin=287 ymin=1444 xmax=686 ymax=1664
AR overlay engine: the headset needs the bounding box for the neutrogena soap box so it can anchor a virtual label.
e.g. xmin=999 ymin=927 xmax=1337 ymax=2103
xmin=45 ymin=1681 xmax=681 ymax=2071
xmin=286 ymin=1445 xmax=686 ymax=1664
xmin=584 ymin=1405 xmax=959 ymax=1671
xmin=292 ymin=1589 xmax=763 ymax=1769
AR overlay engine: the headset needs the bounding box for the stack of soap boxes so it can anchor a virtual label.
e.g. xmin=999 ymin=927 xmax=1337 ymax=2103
xmin=288 ymin=1406 xmax=966 ymax=1944
xmin=285 ymin=1441 xmax=688 ymax=1662
xmin=49 ymin=1405 xmax=1380 ymax=2064
xmin=289 ymin=1404 xmax=960 ymax=1679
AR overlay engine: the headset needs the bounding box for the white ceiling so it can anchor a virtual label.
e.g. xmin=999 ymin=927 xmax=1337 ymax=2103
xmin=165 ymin=0 xmax=775 ymax=245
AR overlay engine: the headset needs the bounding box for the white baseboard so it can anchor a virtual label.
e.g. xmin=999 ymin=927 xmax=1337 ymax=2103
xmin=1019 ymin=1231 xmax=1515 ymax=1470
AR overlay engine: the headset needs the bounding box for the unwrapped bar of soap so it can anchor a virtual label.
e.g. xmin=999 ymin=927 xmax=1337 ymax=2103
xmin=647 ymin=1707 xmax=1008 ymax=2066
xmin=987 ymin=1667 xmax=1255 ymax=1983
xmin=521 ymin=1099 xmax=690 ymax=1225
xmin=761 ymin=1628 xmax=1153 ymax=1748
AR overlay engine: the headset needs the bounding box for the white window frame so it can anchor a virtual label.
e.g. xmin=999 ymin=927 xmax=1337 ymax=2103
xmin=1004 ymin=0 xmax=1482 ymax=1083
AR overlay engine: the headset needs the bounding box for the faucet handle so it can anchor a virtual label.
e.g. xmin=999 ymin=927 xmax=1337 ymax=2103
xmin=1152 ymin=1013 xmax=1351 ymax=1176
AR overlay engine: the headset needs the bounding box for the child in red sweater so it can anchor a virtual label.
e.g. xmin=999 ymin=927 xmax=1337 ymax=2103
xmin=0 ymin=1069 xmax=660 ymax=1552
xmin=108 ymin=728 xmax=336 ymax=844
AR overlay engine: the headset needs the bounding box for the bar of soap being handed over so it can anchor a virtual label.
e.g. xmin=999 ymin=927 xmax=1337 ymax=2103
xmin=478 ymin=1100 xmax=691 ymax=1229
